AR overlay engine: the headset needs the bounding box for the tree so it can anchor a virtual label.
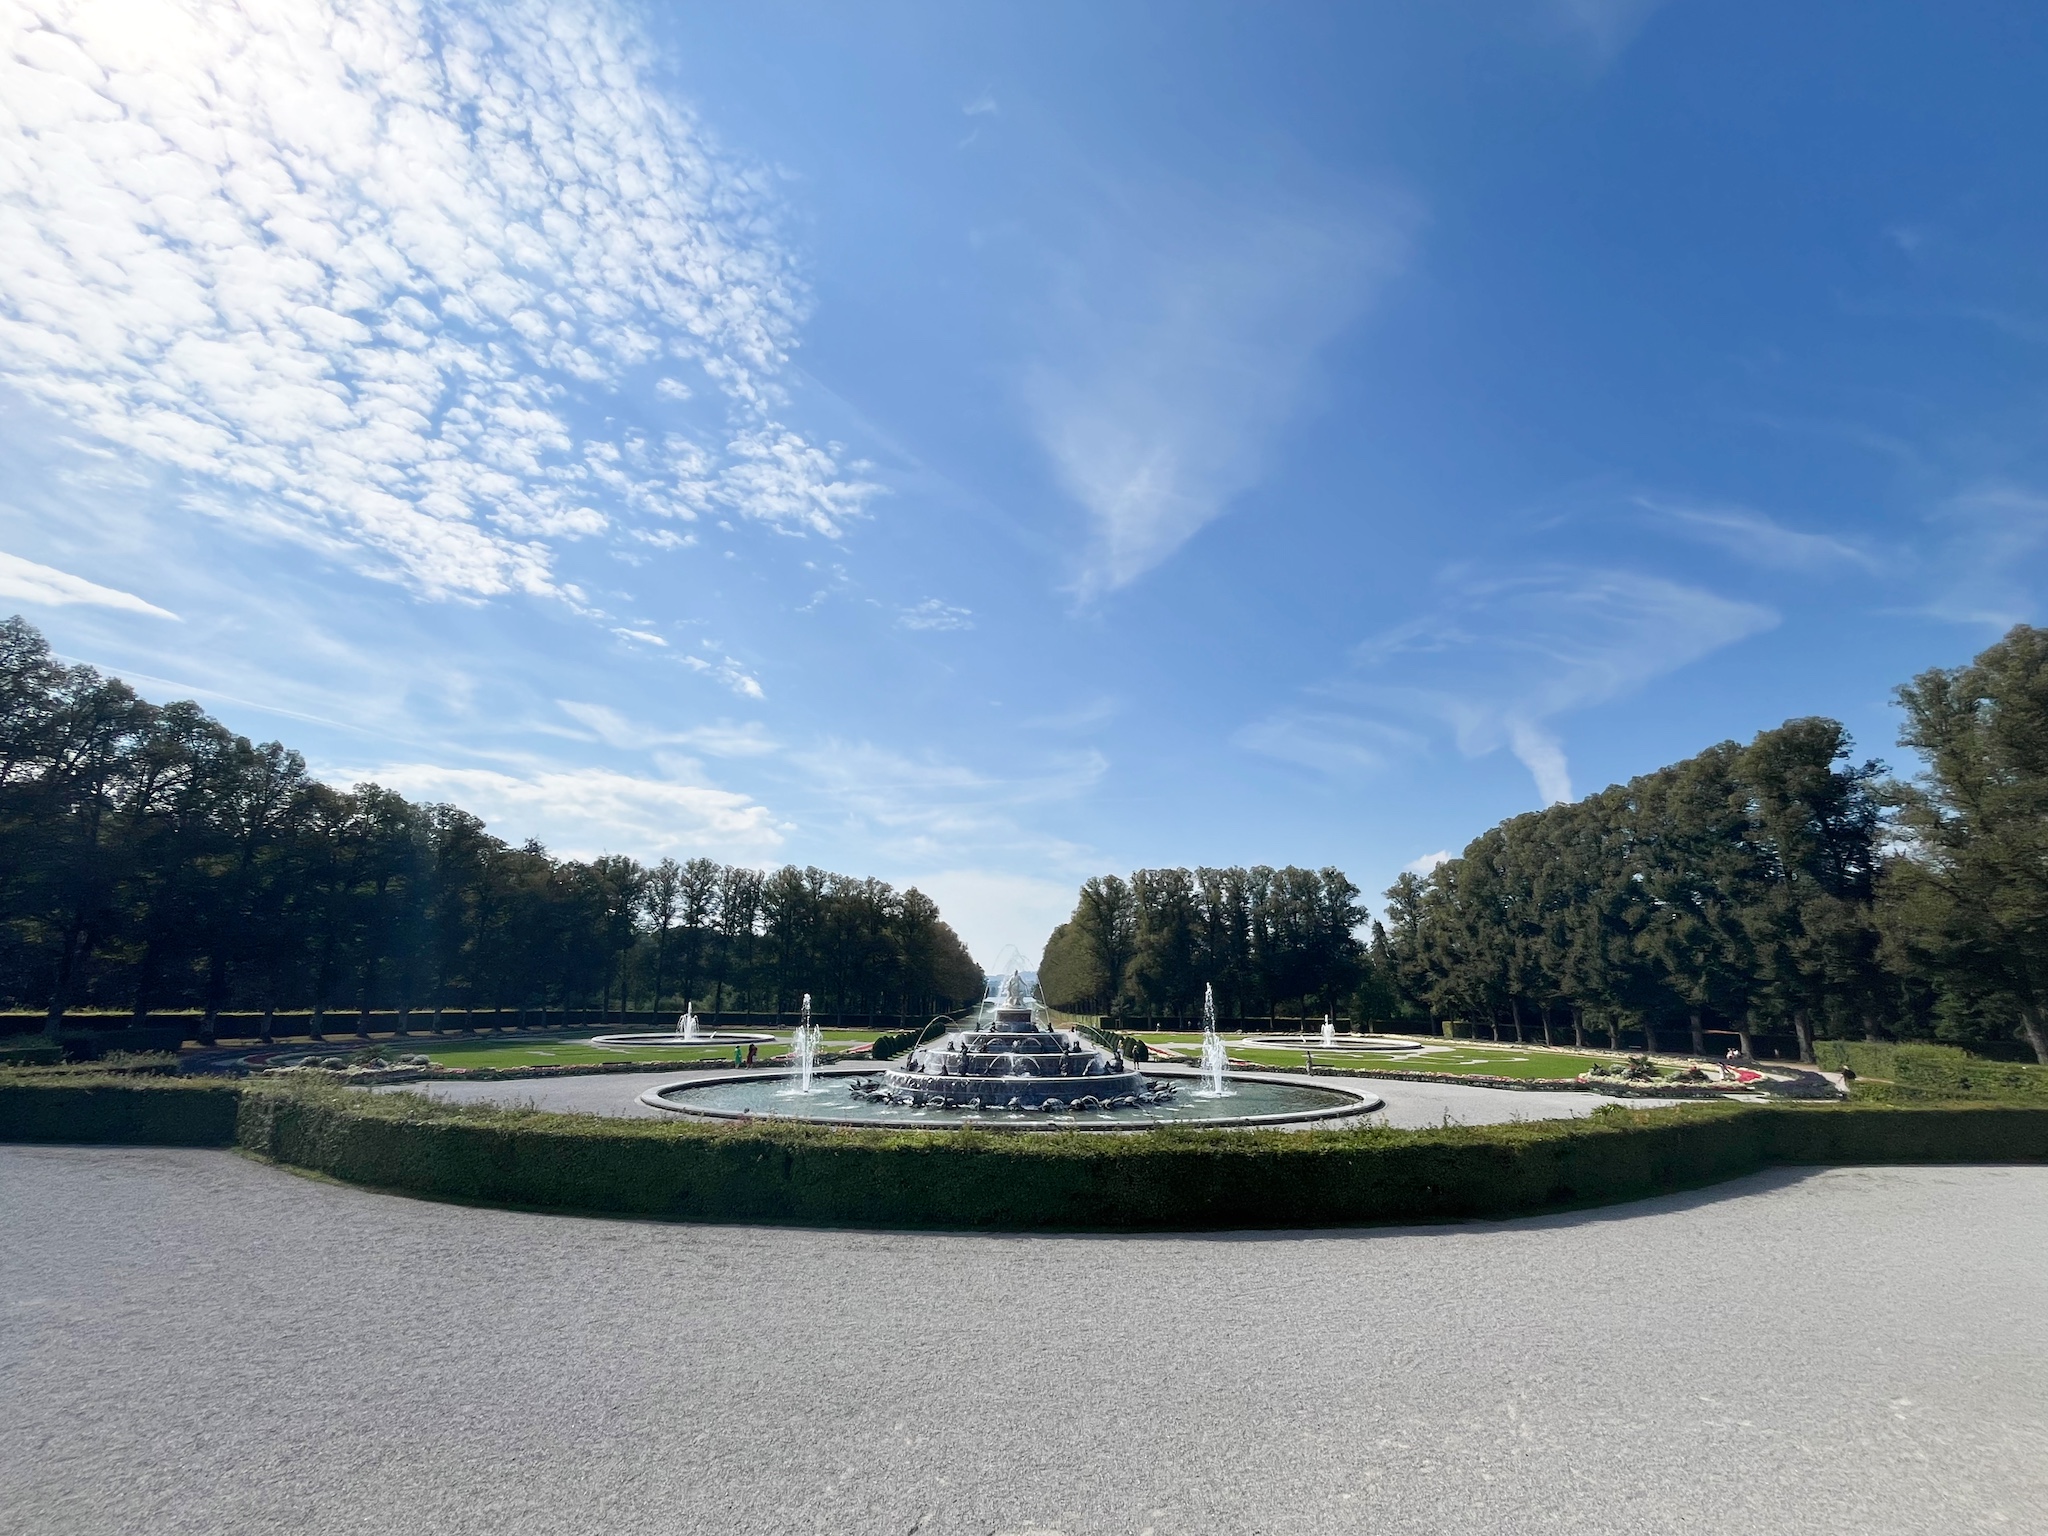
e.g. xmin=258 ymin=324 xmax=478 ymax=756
xmin=1888 ymin=626 xmax=2048 ymax=1061
xmin=642 ymin=858 xmax=683 ymax=1016
xmin=1074 ymin=875 xmax=1136 ymax=1015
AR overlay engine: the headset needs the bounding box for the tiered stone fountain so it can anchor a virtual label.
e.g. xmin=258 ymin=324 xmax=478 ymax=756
xmin=846 ymin=970 xmax=1169 ymax=1113
xmin=643 ymin=970 xmax=1384 ymax=1129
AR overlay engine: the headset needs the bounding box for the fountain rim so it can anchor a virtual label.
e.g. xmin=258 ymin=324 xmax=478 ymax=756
xmin=637 ymin=1063 xmax=1383 ymax=1132
xmin=584 ymin=1031 xmax=778 ymax=1048
xmin=1232 ymin=1034 xmax=1440 ymax=1052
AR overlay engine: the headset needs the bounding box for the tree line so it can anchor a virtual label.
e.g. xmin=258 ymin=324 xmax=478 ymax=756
xmin=1383 ymin=625 xmax=2048 ymax=1063
xmin=1040 ymin=626 xmax=2048 ymax=1065
xmin=0 ymin=617 xmax=984 ymax=1038
xmin=1037 ymin=865 xmax=1374 ymax=1021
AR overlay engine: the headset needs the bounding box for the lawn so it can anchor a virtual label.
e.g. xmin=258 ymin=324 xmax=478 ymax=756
xmin=378 ymin=1031 xmax=883 ymax=1072
xmin=1130 ymin=1032 xmax=1620 ymax=1080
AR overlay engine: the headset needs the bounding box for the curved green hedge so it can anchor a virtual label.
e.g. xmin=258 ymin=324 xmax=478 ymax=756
xmin=5 ymin=1075 xmax=2047 ymax=1229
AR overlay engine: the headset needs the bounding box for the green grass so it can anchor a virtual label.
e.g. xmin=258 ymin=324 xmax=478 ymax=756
xmin=1132 ymin=1032 xmax=1619 ymax=1080
xmin=388 ymin=1031 xmax=882 ymax=1072
xmin=1819 ymin=1041 xmax=2048 ymax=1103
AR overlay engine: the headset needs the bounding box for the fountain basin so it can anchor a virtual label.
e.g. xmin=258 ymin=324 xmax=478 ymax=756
xmin=586 ymin=1031 xmax=776 ymax=1049
xmin=641 ymin=1066 xmax=1380 ymax=1130
xmin=1234 ymin=1035 xmax=1438 ymax=1054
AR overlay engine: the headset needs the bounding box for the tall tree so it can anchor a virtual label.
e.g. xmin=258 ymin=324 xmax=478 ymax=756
xmin=1888 ymin=626 xmax=2048 ymax=1061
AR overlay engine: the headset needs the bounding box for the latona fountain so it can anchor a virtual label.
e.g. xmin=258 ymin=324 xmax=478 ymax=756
xmin=643 ymin=970 xmax=1384 ymax=1129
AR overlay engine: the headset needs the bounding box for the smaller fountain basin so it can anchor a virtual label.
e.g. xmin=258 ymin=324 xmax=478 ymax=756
xmin=586 ymin=1031 xmax=776 ymax=1049
xmin=1234 ymin=1035 xmax=1439 ymax=1055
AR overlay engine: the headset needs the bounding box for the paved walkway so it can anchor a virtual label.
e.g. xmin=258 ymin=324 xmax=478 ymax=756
xmin=376 ymin=1065 xmax=1687 ymax=1128
xmin=2 ymin=1147 xmax=2042 ymax=1534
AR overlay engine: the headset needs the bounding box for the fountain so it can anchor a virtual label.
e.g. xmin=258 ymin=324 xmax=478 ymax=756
xmin=1321 ymin=1014 xmax=1336 ymax=1048
xmin=1193 ymin=982 xmax=1233 ymax=1099
xmin=587 ymin=1005 xmax=771 ymax=1051
xmin=782 ymin=993 xmax=823 ymax=1096
xmin=642 ymin=970 xmax=1384 ymax=1130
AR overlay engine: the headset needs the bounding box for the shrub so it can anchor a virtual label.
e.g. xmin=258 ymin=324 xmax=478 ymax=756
xmin=0 ymin=1036 xmax=62 ymax=1067
xmin=0 ymin=1075 xmax=241 ymax=1145
xmin=872 ymin=1017 xmax=951 ymax=1061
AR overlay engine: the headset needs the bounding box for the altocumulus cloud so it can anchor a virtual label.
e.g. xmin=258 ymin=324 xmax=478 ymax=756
xmin=354 ymin=761 xmax=787 ymax=859
xmin=0 ymin=0 xmax=875 ymax=599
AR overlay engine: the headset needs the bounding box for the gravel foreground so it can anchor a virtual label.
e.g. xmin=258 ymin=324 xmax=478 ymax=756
xmin=2 ymin=1147 xmax=2043 ymax=1536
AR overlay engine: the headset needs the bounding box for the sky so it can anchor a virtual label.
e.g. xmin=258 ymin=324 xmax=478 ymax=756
xmin=3 ymin=0 xmax=2046 ymax=965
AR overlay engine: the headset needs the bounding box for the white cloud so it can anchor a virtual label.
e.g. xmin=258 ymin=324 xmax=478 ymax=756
xmin=352 ymin=760 xmax=785 ymax=859
xmin=792 ymin=738 xmax=1105 ymax=867
xmin=907 ymin=869 xmax=1077 ymax=971
xmin=1921 ymin=484 xmax=2048 ymax=629
xmin=679 ymin=652 xmax=764 ymax=699
xmin=898 ymin=598 xmax=973 ymax=631
xmin=1403 ymin=850 xmax=1451 ymax=876
xmin=0 ymin=549 xmax=176 ymax=618
xmin=1026 ymin=186 xmax=1418 ymax=594
xmin=1548 ymin=0 xmax=1667 ymax=62
xmin=1232 ymin=710 xmax=1423 ymax=776
xmin=1640 ymin=497 xmax=1879 ymax=573
xmin=0 ymin=0 xmax=873 ymax=600
xmin=1247 ymin=567 xmax=1775 ymax=804
xmin=556 ymin=699 xmax=776 ymax=757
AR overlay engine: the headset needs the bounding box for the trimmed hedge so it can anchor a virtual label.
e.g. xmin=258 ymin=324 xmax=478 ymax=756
xmin=6 ymin=1074 xmax=2048 ymax=1229
xmin=0 ymin=1076 xmax=242 ymax=1145
xmin=1818 ymin=1041 xmax=2048 ymax=1102
xmin=871 ymin=1018 xmax=951 ymax=1061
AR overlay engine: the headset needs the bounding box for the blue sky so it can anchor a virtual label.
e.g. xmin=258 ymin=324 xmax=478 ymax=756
xmin=3 ymin=0 xmax=2045 ymax=962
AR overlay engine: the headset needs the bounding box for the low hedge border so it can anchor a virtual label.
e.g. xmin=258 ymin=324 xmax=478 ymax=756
xmin=4 ymin=1076 xmax=2046 ymax=1229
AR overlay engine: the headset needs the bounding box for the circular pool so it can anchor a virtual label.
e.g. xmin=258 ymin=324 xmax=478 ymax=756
xmin=1234 ymin=1034 xmax=1438 ymax=1055
xmin=586 ymin=1031 xmax=775 ymax=1048
xmin=641 ymin=1068 xmax=1380 ymax=1130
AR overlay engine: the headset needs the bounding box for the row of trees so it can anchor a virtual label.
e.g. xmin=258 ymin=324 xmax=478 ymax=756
xmin=1037 ymin=627 xmax=2048 ymax=1064
xmin=1379 ymin=625 xmax=2048 ymax=1063
xmin=0 ymin=617 xmax=983 ymax=1037
xmin=1037 ymin=865 xmax=1372 ymax=1020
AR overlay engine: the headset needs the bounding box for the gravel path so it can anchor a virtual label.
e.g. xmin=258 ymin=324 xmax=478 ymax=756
xmin=3 ymin=1147 xmax=2043 ymax=1535
xmin=374 ymin=1067 xmax=1686 ymax=1128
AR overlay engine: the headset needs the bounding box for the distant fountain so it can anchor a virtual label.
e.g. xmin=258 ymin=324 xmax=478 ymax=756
xmin=1195 ymin=983 xmax=1232 ymax=1099
xmin=677 ymin=1006 xmax=701 ymax=1043
xmin=1321 ymin=1014 xmax=1335 ymax=1048
xmin=784 ymin=992 xmax=821 ymax=1095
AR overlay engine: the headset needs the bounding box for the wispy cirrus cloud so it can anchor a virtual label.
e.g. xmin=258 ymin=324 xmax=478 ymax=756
xmin=1547 ymin=0 xmax=1668 ymax=63
xmin=1639 ymin=497 xmax=1881 ymax=573
xmin=1920 ymin=484 xmax=2048 ymax=629
xmin=791 ymin=738 xmax=1105 ymax=866
xmin=0 ymin=549 xmax=177 ymax=618
xmin=1243 ymin=567 xmax=1776 ymax=804
xmin=1230 ymin=711 xmax=1424 ymax=776
xmin=1026 ymin=184 xmax=1418 ymax=596
xmin=0 ymin=0 xmax=874 ymax=602
xmin=556 ymin=700 xmax=776 ymax=758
